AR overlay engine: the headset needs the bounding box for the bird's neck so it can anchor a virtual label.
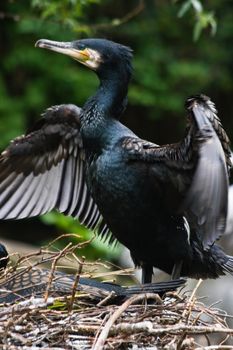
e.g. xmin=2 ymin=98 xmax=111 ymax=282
xmin=84 ymin=74 xmax=129 ymax=119
xmin=80 ymin=74 xmax=129 ymax=150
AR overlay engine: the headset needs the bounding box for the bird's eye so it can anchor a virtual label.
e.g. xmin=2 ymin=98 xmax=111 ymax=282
xmin=78 ymin=43 xmax=86 ymax=50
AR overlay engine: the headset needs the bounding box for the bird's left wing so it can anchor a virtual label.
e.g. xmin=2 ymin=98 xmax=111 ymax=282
xmin=0 ymin=104 xmax=106 ymax=233
xmin=121 ymin=95 xmax=231 ymax=248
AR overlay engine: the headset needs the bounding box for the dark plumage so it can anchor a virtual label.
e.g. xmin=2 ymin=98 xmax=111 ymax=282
xmin=0 ymin=244 xmax=184 ymax=303
xmin=0 ymin=38 xmax=232 ymax=284
xmin=0 ymin=244 xmax=8 ymax=270
xmin=0 ymin=266 xmax=184 ymax=304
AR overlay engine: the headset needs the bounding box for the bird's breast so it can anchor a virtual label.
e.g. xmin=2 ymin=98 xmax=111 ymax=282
xmin=86 ymin=148 xmax=165 ymax=231
xmin=85 ymin=148 xmax=191 ymax=266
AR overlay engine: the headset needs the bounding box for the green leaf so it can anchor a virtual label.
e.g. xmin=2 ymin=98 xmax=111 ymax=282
xmin=177 ymin=0 xmax=192 ymax=18
xmin=191 ymin=0 xmax=203 ymax=13
xmin=193 ymin=20 xmax=202 ymax=41
xmin=193 ymin=11 xmax=217 ymax=41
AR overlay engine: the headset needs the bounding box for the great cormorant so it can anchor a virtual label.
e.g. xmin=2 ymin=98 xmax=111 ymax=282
xmin=0 ymin=38 xmax=231 ymax=284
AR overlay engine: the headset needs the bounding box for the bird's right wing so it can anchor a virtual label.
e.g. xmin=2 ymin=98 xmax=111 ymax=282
xmin=121 ymin=95 xmax=231 ymax=249
xmin=0 ymin=104 xmax=106 ymax=234
xmin=181 ymin=96 xmax=231 ymax=248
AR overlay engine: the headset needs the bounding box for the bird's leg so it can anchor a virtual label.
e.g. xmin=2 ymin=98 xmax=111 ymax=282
xmin=171 ymin=260 xmax=183 ymax=280
xmin=142 ymin=264 xmax=153 ymax=284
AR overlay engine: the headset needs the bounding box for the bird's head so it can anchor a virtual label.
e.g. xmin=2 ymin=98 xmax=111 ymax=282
xmin=35 ymin=38 xmax=133 ymax=80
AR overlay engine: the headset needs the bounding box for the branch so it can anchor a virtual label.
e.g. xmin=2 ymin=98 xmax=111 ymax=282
xmin=92 ymin=293 xmax=159 ymax=350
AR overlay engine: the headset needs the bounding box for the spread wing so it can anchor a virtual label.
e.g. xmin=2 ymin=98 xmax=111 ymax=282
xmin=122 ymin=95 xmax=231 ymax=249
xmin=183 ymin=95 xmax=231 ymax=247
xmin=0 ymin=104 xmax=108 ymax=235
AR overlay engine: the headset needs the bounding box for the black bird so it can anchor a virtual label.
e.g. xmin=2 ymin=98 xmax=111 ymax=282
xmin=0 ymin=38 xmax=231 ymax=284
xmin=0 ymin=267 xmax=184 ymax=304
xmin=0 ymin=243 xmax=184 ymax=304
xmin=0 ymin=243 xmax=8 ymax=270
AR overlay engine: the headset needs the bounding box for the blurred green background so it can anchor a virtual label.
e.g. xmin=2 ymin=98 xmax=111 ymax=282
xmin=0 ymin=0 xmax=232 ymax=263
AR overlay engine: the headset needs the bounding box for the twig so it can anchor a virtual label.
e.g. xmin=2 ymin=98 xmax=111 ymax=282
xmin=92 ymin=313 xmax=109 ymax=348
xmin=175 ymin=279 xmax=203 ymax=349
xmin=1 ymin=242 xmax=233 ymax=349
xmin=44 ymin=233 xmax=81 ymax=249
xmin=183 ymin=278 xmax=203 ymax=320
xmin=90 ymin=0 xmax=145 ymax=31
xmin=110 ymin=323 xmax=233 ymax=336
xmin=8 ymin=332 xmax=28 ymax=344
xmin=92 ymin=293 xmax=157 ymax=350
xmin=44 ymin=243 xmax=72 ymax=302
xmin=97 ymin=291 xmax=115 ymax=307
xmin=195 ymin=346 xmax=233 ymax=350
xmin=68 ymin=256 xmax=85 ymax=312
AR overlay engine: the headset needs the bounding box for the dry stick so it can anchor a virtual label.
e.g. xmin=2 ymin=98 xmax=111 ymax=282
xmin=7 ymin=244 xmax=73 ymax=277
xmin=18 ymin=320 xmax=233 ymax=338
xmin=91 ymin=268 xmax=134 ymax=279
xmin=92 ymin=293 xmax=159 ymax=350
xmin=44 ymin=243 xmax=72 ymax=302
xmin=10 ymin=248 xmax=43 ymax=270
xmin=192 ymin=304 xmax=220 ymax=329
xmin=90 ymin=0 xmax=144 ymax=30
xmin=10 ymin=235 xmax=86 ymax=271
xmin=92 ymin=313 xmax=110 ymax=348
xmin=68 ymin=256 xmax=85 ymax=312
xmin=110 ymin=323 xmax=233 ymax=336
xmin=45 ymin=233 xmax=82 ymax=248
xmin=97 ymin=291 xmax=115 ymax=307
xmin=172 ymin=279 xmax=203 ymax=350
xmin=183 ymin=278 xmax=203 ymax=320
xmin=195 ymin=346 xmax=233 ymax=350
xmin=4 ymin=252 xmax=64 ymax=285
xmin=219 ymin=334 xmax=231 ymax=347
xmin=9 ymin=332 xmax=28 ymax=345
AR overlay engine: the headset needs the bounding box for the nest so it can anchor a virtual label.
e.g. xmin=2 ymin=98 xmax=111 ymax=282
xmin=0 ymin=236 xmax=233 ymax=350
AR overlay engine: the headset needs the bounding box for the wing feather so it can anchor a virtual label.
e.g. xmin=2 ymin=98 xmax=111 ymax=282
xmin=121 ymin=95 xmax=230 ymax=248
xmin=0 ymin=104 xmax=110 ymax=236
xmin=183 ymin=95 xmax=229 ymax=247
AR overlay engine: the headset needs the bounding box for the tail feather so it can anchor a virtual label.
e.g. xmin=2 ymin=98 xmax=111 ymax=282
xmin=125 ymin=279 xmax=186 ymax=295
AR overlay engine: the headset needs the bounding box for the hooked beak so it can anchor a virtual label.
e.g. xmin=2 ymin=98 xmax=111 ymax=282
xmin=35 ymin=39 xmax=90 ymax=61
xmin=35 ymin=39 xmax=101 ymax=70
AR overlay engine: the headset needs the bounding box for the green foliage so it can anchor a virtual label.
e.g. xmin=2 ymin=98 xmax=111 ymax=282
xmin=42 ymin=212 xmax=120 ymax=261
xmin=116 ymin=1 xmax=231 ymax=127
xmin=176 ymin=0 xmax=217 ymax=41
xmin=31 ymin=0 xmax=102 ymax=34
